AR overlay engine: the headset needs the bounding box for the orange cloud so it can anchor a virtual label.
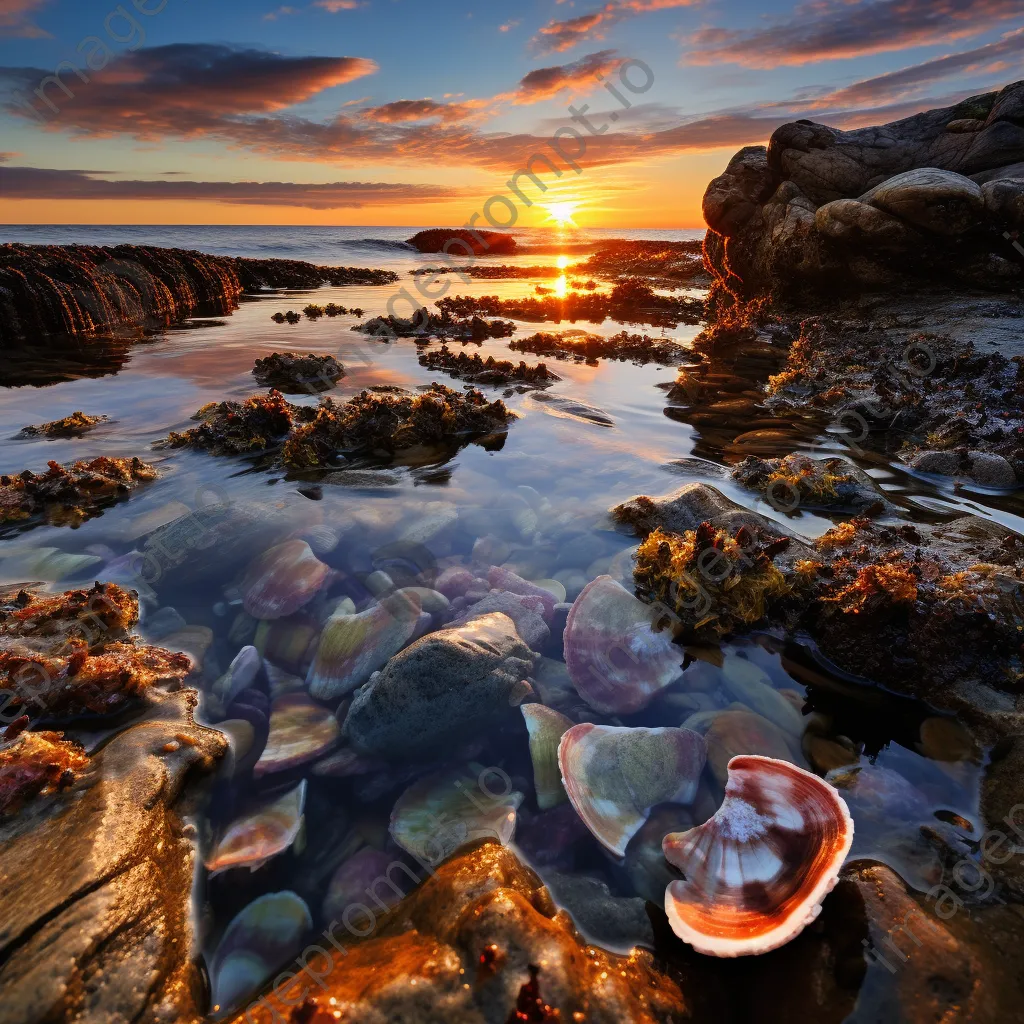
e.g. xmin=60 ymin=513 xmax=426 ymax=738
xmin=535 ymin=0 xmax=700 ymax=53
xmin=0 ymin=0 xmax=49 ymax=37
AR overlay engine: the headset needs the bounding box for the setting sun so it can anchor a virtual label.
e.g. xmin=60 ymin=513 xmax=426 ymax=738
xmin=544 ymin=201 xmax=579 ymax=227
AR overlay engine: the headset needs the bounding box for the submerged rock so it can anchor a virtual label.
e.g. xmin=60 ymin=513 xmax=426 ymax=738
xmin=342 ymin=612 xmax=534 ymax=758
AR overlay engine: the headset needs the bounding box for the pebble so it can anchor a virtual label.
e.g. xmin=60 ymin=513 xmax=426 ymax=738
xmin=556 ymin=533 xmax=607 ymax=571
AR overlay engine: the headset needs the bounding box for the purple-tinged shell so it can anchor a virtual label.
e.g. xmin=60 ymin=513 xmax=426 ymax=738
xmin=253 ymin=694 xmax=339 ymax=778
xmin=205 ymin=780 xmax=306 ymax=876
xmin=557 ymin=723 xmax=706 ymax=857
xmin=563 ymin=575 xmax=682 ymax=714
xmin=663 ymin=755 xmax=854 ymax=957
xmin=242 ymin=539 xmax=331 ymax=620
xmin=209 ymin=891 xmax=312 ymax=1013
xmin=305 ymin=589 xmax=423 ymax=700
xmin=322 ymin=847 xmax=403 ymax=921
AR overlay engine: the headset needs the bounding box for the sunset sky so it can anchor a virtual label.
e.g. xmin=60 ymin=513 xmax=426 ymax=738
xmin=0 ymin=0 xmax=1021 ymax=228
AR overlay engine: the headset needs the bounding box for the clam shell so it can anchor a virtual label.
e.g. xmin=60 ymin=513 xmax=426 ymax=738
xmin=210 ymin=891 xmax=312 ymax=1012
xmin=704 ymin=709 xmax=801 ymax=787
xmin=557 ymin=723 xmax=707 ymax=857
xmin=663 ymin=754 xmax=854 ymax=957
xmin=242 ymin=540 xmax=330 ymax=620
xmin=205 ymin=780 xmax=306 ymax=875
xmin=253 ymin=694 xmax=340 ymax=778
xmin=563 ymin=575 xmax=682 ymax=714
xmin=306 ymin=589 xmax=423 ymax=700
xmin=521 ymin=704 xmax=573 ymax=809
xmin=389 ymin=766 xmax=524 ymax=865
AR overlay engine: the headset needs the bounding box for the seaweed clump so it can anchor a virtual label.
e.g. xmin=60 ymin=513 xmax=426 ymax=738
xmin=633 ymin=523 xmax=793 ymax=642
xmin=732 ymin=454 xmax=852 ymax=507
xmin=0 ymin=582 xmax=193 ymax=719
xmin=282 ymin=384 xmax=516 ymax=469
xmin=0 ymin=727 xmax=89 ymax=817
xmin=510 ymin=330 xmax=686 ymax=366
xmin=0 ymin=457 xmax=157 ymax=529
xmin=356 ymin=307 xmax=515 ymax=341
xmin=15 ymin=412 xmax=108 ymax=439
xmin=418 ymin=347 xmax=558 ymax=388
xmin=164 ymin=390 xmax=301 ymax=455
xmin=252 ymin=352 xmax=345 ymax=394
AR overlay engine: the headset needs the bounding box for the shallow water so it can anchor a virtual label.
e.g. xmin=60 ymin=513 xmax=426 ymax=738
xmin=0 ymin=225 xmax=1007 ymax=1017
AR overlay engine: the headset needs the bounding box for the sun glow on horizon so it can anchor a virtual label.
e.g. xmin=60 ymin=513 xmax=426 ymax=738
xmin=543 ymin=200 xmax=579 ymax=227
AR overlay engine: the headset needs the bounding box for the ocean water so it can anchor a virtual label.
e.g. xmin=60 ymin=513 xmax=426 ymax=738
xmin=0 ymin=223 xmax=1000 ymax=1020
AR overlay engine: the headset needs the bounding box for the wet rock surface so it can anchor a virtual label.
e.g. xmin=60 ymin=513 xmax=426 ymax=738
xmin=230 ymin=841 xmax=692 ymax=1024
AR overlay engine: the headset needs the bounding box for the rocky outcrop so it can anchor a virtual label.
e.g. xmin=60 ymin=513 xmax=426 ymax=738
xmin=703 ymin=81 xmax=1024 ymax=301
xmin=231 ymin=841 xmax=693 ymax=1024
xmin=407 ymin=228 xmax=517 ymax=256
xmin=0 ymin=245 xmax=399 ymax=346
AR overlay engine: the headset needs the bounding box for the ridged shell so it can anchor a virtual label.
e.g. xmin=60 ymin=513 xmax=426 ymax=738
xmin=663 ymin=754 xmax=854 ymax=957
xmin=563 ymin=576 xmax=682 ymax=714
xmin=210 ymin=891 xmax=312 ymax=1012
xmin=389 ymin=766 xmax=524 ymax=864
xmin=242 ymin=539 xmax=330 ymax=620
xmin=558 ymin=723 xmax=707 ymax=857
xmin=253 ymin=694 xmax=340 ymax=778
xmin=306 ymin=589 xmax=423 ymax=700
xmin=521 ymin=704 xmax=573 ymax=809
xmin=204 ymin=780 xmax=306 ymax=875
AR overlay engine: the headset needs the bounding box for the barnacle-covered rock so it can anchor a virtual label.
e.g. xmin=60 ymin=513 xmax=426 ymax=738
xmin=251 ymin=352 xmax=345 ymax=393
xmin=0 ymin=726 xmax=88 ymax=817
xmin=281 ymin=384 xmax=516 ymax=469
xmin=0 ymin=457 xmax=157 ymax=528
xmin=163 ymin=390 xmax=298 ymax=456
xmin=663 ymin=755 xmax=853 ymax=956
xmin=15 ymin=412 xmax=108 ymax=439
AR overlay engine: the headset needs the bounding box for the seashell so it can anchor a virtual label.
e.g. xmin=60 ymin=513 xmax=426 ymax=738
xmin=241 ymin=540 xmax=331 ymax=620
xmin=209 ymin=891 xmax=312 ymax=1013
xmin=291 ymin=524 xmax=342 ymax=556
xmin=322 ymin=846 xmax=402 ymax=921
xmin=263 ymin=661 xmax=306 ymax=699
xmin=254 ymin=694 xmax=340 ymax=778
xmin=253 ymin=613 xmax=319 ymax=675
xmin=557 ymin=723 xmax=707 ymax=857
xmin=487 ymin=566 xmax=555 ymax=621
xmin=205 ymin=780 xmax=306 ymax=875
xmin=390 ymin=766 xmax=524 ymax=865
xmin=531 ymin=578 xmax=567 ymax=603
xmin=209 ymin=645 xmax=262 ymax=716
xmin=563 ymin=576 xmax=683 ymax=715
xmin=663 ymin=754 xmax=854 ymax=957
xmin=521 ymin=704 xmax=573 ymax=809
xmin=721 ymin=657 xmax=804 ymax=736
xmin=306 ymin=589 xmax=423 ymax=700
xmin=705 ymin=709 xmax=800 ymax=787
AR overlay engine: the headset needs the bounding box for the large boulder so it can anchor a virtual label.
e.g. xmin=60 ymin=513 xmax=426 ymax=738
xmin=703 ymin=81 xmax=1024 ymax=299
